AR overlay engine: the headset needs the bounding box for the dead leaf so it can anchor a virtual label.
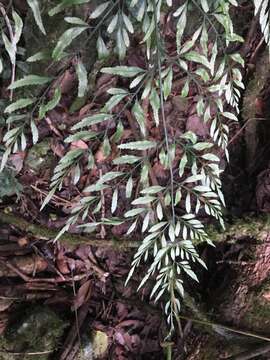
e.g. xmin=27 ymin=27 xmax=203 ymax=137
xmin=262 ymin=291 xmax=270 ymax=301
xmin=186 ymin=114 xmax=209 ymax=137
xmin=72 ymin=279 xmax=92 ymax=311
xmin=58 ymin=68 xmax=76 ymax=95
xmin=71 ymin=140 xmax=88 ymax=150
xmin=10 ymin=152 xmax=25 ymax=173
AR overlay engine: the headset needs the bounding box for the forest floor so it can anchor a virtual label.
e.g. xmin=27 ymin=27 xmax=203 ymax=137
xmin=0 ymin=1 xmax=270 ymax=359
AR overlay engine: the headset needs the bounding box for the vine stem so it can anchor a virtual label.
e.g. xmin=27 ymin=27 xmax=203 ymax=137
xmin=153 ymin=0 xmax=175 ymax=226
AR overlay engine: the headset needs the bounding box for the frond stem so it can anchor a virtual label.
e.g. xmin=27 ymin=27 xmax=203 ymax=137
xmin=153 ymin=0 xmax=175 ymax=226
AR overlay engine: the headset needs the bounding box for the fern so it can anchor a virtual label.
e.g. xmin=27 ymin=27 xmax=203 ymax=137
xmin=1 ymin=0 xmax=265 ymax=341
xmin=255 ymin=0 xmax=270 ymax=47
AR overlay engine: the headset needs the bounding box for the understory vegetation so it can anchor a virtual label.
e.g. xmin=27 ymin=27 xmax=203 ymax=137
xmin=0 ymin=0 xmax=270 ymax=347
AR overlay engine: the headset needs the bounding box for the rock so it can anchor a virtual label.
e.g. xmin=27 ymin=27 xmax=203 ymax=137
xmin=25 ymin=138 xmax=52 ymax=174
xmin=0 ymin=168 xmax=22 ymax=198
xmin=0 ymin=306 xmax=67 ymax=360
xmin=77 ymin=330 xmax=109 ymax=360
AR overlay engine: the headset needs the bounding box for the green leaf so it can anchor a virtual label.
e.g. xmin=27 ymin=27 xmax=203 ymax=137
xmin=118 ymin=140 xmax=157 ymax=150
xmin=102 ymin=218 xmax=124 ymax=226
xmin=97 ymin=36 xmax=110 ymax=59
xmin=116 ymin=28 xmax=126 ymax=59
xmin=30 ymin=119 xmax=39 ymax=144
xmin=181 ymin=131 xmax=197 ymax=144
xmin=107 ymin=13 xmax=118 ymax=33
xmin=130 ymin=73 xmax=145 ymax=88
xmin=201 ymin=153 xmax=220 ymax=162
xmin=111 ymin=188 xmax=118 ymax=214
xmin=52 ymin=26 xmax=87 ymax=60
xmin=122 ymin=12 xmax=134 ymax=33
xmin=181 ymin=80 xmax=189 ymax=97
xmin=101 ymin=66 xmax=144 ymax=77
xmin=185 ymin=193 xmax=191 ymax=213
xmin=27 ymin=0 xmax=46 ymax=35
xmin=179 ymin=153 xmax=187 ymax=177
xmin=195 ymin=68 xmax=209 ymax=82
xmin=113 ymin=155 xmax=141 ymax=165
xmin=103 ymin=94 xmax=126 ymax=112
xmin=183 ymin=266 xmax=199 ymax=282
xmin=124 ymin=208 xmax=146 ymax=218
xmin=111 ymin=121 xmax=124 ymax=143
xmin=12 ymin=10 xmax=23 ymax=44
xmin=163 ymin=67 xmax=173 ymax=100
xmin=107 ymin=88 xmax=128 ymax=95
xmin=84 ymin=183 xmax=109 ymax=193
xmin=184 ymin=174 xmax=203 ymax=183
xmin=98 ymin=171 xmax=123 ymax=184
xmin=127 ymin=219 xmax=138 ymax=235
xmin=9 ymin=75 xmax=52 ymax=89
xmin=39 ymin=87 xmax=61 ymax=119
xmin=156 ymin=202 xmax=163 ymax=220
xmin=49 ymin=0 xmax=90 ymax=16
xmin=200 ymin=0 xmax=209 ymax=12
xmin=222 ymin=111 xmax=238 ymax=121
xmin=26 ymin=50 xmax=50 ymax=62
xmin=193 ymin=142 xmax=213 ymax=151
xmin=122 ymin=30 xmax=130 ymax=49
xmin=4 ymin=98 xmax=35 ymax=113
xmin=149 ymin=221 xmax=167 ymax=233
xmin=65 ymin=131 xmax=96 ymax=143
xmin=126 ymin=176 xmax=133 ymax=198
xmin=73 ymin=163 xmax=81 ymax=185
xmin=174 ymin=189 xmax=182 ymax=205
xmin=132 ymin=101 xmax=146 ymax=136
xmin=175 ymin=4 xmax=187 ymax=52
xmin=2 ymin=33 xmax=15 ymax=65
xmin=6 ymin=114 xmax=27 ymax=124
xmin=64 ymin=17 xmax=88 ymax=25
xmin=76 ymin=61 xmax=88 ymax=98
xmin=90 ymin=2 xmax=110 ymax=18
xmin=149 ymin=88 xmax=160 ymax=126
xmin=141 ymin=186 xmax=164 ymax=194
xmin=132 ymin=196 xmax=156 ymax=205
xmin=184 ymin=51 xmax=210 ymax=69
xmin=230 ymin=53 xmax=244 ymax=67
xmin=3 ymin=127 xmax=21 ymax=143
xmin=102 ymin=136 xmax=111 ymax=157
xmin=71 ymin=113 xmax=111 ymax=130
xmin=40 ymin=187 xmax=56 ymax=210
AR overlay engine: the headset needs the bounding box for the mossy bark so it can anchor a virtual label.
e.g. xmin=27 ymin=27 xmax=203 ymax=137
xmin=1 ymin=210 xmax=270 ymax=249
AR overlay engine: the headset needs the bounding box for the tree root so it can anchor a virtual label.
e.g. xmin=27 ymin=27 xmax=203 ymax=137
xmin=0 ymin=210 xmax=139 ymax=249
xmin=1 ymin=210 xmax=270 ymax=250
xmin=206 ymin=215 xmax=270 ymax=243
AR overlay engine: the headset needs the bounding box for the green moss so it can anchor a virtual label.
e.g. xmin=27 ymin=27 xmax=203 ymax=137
xmin=242 ymin=284 xmax=270 ymax=334
xmin=203 ymin=215 xmax=270 ymax=245
xmin=25 ymin=138 xmax=53 ymax=174
xmin=0 ymin=306 xmax=68 ymax=360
